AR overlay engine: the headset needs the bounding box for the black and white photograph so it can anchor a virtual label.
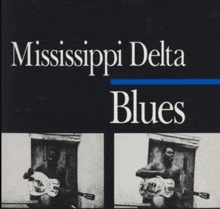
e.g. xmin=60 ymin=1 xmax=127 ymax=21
xmin=2 ymin=133 xmax=104 ymax=208
xmin=115 ymin=133 xmax=220 ymax=208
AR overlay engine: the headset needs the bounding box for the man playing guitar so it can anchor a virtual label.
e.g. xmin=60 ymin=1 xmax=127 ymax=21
xmin=136 ymin=146 xmax=183 ymax=208
xmin=23 ymin=147 xmax=75 ymax=208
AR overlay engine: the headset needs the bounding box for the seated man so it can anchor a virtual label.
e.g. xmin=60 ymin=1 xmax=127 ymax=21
xmin=23 ymin=147 xmax=76 ymax=208
xmin=136 ymin=146 xmax=183 ymax=208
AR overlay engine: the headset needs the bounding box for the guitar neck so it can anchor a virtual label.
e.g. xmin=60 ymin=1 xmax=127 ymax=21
xmin=192 ymin=191 xmax=199 ymax=196
xmin=77 ymin=192 xmax=84 ymax=196
xmin=77 ymin=192 xmax=95 ymax=200
xmin=174 ymin=188 xmax=210 ymax=199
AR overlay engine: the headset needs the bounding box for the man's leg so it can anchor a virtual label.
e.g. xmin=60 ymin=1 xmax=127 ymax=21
xmin=152 ymin=196 xmax=165 ymax=208
xmin=39 ymin=194 xmax=69 ymax=208
xmin=39 ymin=194 xmax=52 ymax=207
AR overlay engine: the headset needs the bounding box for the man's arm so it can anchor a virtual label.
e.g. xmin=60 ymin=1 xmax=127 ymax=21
xmin=57 ymin=165 xmax=75 ymax=196
xmin=174 ymin=168 xmax=182 ymax=199
xmin=23 ymin=168 xmax=35 ymax=179
xmin=59 ymin=166 xmax=67 ymax=188
xmin=23 ymin=164 xmax=44 ymax=179
xmin=136 ymin=162 xmax=164 ymax=178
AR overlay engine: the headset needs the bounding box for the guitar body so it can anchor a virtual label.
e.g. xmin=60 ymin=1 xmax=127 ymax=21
xmin=28 ymin=171 xmax=95 ymax=206
xmin=28 ymin=172 xmax=60 ymax=197
xmin=139 ymin=176 xmax=175 ymax=199
xmin=139 ymin=176 xmax=210 ymax=200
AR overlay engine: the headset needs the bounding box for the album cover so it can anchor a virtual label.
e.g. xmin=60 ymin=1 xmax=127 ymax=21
xmin=2 ymin=0 xmax=220 ymax=208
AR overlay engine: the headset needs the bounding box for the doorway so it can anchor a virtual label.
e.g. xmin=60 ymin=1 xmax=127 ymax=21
xmin=148 ymin=138 xmax=196 ymax=208
xmin=31 ymin=139 xmax=78 ymax=206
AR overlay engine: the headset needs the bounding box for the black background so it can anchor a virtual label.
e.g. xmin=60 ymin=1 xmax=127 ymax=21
xmin=2 ymin=0 xmax=220 ymax=133
xmin=2 ymin=0 xmax=220 ymax=208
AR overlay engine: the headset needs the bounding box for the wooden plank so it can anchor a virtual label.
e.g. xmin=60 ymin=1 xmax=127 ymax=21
xmin=30 ymin=133 xmax=82 ymax=143
xmin=148 ymin=133 xmax=201 ymax=149
xmin=2 ymin=200 xmax=38 ymax=208
xmin=115 ymin=203 xmax=151 ymax=208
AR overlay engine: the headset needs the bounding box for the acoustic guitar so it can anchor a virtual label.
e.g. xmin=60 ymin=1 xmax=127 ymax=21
xmin=28 ymin=172 xmax=95 ymax=200
xmin=139 ymin=176 xmax=210 ymax=200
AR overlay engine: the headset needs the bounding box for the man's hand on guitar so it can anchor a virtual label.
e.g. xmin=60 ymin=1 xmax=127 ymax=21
xmin=23 ymin=168 xmax=35 ymax=179
xmin=28 ymin=168 xmax=35 ymax=176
